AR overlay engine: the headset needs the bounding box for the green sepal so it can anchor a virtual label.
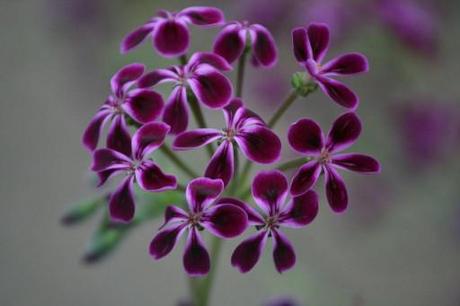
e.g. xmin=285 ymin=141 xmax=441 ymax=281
xmin=291 ymin=72 xmax=318 ymax=97
xmin=61 ymin=195 xmax=106 ymax=226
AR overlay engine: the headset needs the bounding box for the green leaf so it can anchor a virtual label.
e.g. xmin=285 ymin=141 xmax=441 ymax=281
xmin=61 ymin=195 xmax=106 ymax=226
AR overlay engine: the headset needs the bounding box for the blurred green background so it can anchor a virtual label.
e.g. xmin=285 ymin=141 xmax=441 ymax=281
xmin=1 ymin=0 xmax=459 ymax=305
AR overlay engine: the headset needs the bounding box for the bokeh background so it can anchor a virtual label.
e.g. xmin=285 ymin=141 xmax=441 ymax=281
xmin=1 ymin=0 xmax=459 ymax=305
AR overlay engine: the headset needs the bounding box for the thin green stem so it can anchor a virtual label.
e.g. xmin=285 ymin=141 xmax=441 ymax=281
xmin=198 ymin=237 xmax=223 ymax=306
xmin=267 ymin=90 xmax=298 ymax=128
xmin=188 ymin=91 xmax=214 ymax=158
xmin=236 ymin=48 xmax=249 ymax=97
xmin=179 ymin=54 xmax=188 ymax=66
xmin=160 ymin=146 xmax=198 ymax=178
xmin=276 ymin=157 xmax=311 ymax=172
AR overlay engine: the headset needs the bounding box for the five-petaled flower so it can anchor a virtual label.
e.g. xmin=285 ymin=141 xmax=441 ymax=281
xmin=149 ymin=178 xmax=248 ymax=276
xmin=138 ymin=52 xmax=233 ymax=134
xmin=213 ymin=21 xmax=278 ymax=67
xmin=230 ymin=170 xmax=318 ymax=273
xmin=91 ymin=122 xmax=177 ymax=223
xmin=173 ymin=99 xmax=281 ymax=186
xmin=292 ymin=23 xmax=368 ymax=109
xmin=82 ymin=63 xmax=164 ymax=152
xmin=288 ymin=112 xmax=380 ymax=212
xmin=121 ymin=6 xmax=224 ymax=57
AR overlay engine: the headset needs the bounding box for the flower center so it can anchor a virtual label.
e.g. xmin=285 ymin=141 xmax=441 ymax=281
xmin=188 ymin=212 xmax=203 ymax=227
xmin=256 ymin=215 xmax=280 ymax=232
xmin=318 ymin=148 xmax=331 ymax=165
xmin=222 ymin=128 xmax=237 ymax=141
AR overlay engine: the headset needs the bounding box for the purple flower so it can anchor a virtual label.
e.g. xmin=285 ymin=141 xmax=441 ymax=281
xmin=173 ymin=99 xmax=281 ymax=186
xmin=288 ymin=112 xmax=380 ymax=212
xmin=213 ymin=21 xmax=278 ymax=67
xmin=231 ymin=170 xmax=318 ymax=273
xmin=91 ymin=122 xmax=177 ymax=223
xmin=292 ymin=23 xmax=369 ymax=109
xmin=82 ymin=63 xmax=164 ymax=152
xmin=121 ymin=6 xmax=224 ymax=57
xmin=149 ymin=178 xmax=248 ymax=276
xmin=138 ymin=52 xmax=233 ymax=134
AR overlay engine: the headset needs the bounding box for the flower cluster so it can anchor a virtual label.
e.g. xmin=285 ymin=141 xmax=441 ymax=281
xmin=81 ymin=5 xmax=380 ymax=278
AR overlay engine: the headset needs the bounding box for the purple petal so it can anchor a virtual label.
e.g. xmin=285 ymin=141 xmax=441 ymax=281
xmin=324 ymin=166 xmax=348 ymax=213
xmin=136 ymin=161 xmax=177 ymax=192
xmin=272 ymin=230 xmax=296 ymax=273
xmin=231 ymin=230 xmax=268 ymax=273
xmin=163 ymin=87 xmax=189 ymax=134
xmin=91 ymin=148 xmax=131 ymax=172
xmin=123 ymin=89 xmax=164 ymax=124
xmin=279 ymin=190 xmax=319 ymax=228
xmin=290 ymin=161 xmax=321 ymax=196
xmin=204 ymin=141 xmax=234 ymax=186
xmin=121 ymin=24 xmax=154 ymax=53
xmin=321 ymin=53 xmax=369 ymax=76
xmin=317 ymin=76 xmax=358 ymax=109
xmin=162 ymin=205 xmax=188 ymax=226
xmin=307 ymin=23 xmax=330 ymax=62
xmin=106 ymin=116 xmax=132 ymax=157
xmin=132 ymin=122 xmax=169 ymax=160
xmin=153 ymin=20 xmax=190 ymax=57
xmin=172 ymin=129 xmax=221 ymax=150
xmin=188 ymin=52 xmax=232 ymax=71
xmin=288 ymin=118 xmax=324 ymax=155
xmin=292 ymin=27 xmax=308 ymax=62
xmin=186 ymin=177 xmax=224 ymax=213
xmin=111 ymin=63 xmax=145 ymax=96
xmin=216 ymin=197 xmax=264 ymax=225
xmin=202 ymin=204 xmax=248 ymax=238
xmin=213 ymin=25 xmax=245 ymax=64
xmin=82 ymin=109 xmax=111 ymax=151
xmin=109 ymin=177 xmax=136 ymax=223
xmin=252 ymin=24 xmax=277 ymax=67
xmin=189 ymin=69 xmax=233 ymax=108
xmin=179 ymin=6 xmax=224 ymax=25
xmin=252 ymin=170 xmax=288 ymax=215
xmin=137 ymin=68 xmax=178 ymax=88
xmin=332 ymin=153 xmax=381 ymax=173
xmin=235 ymin=126 xmax=281 ymax=164
xmin=232 ymin=107 xmax=266 ymax=130
xmin=326 ymin=112 xmax=362 ymax=152
xmin=183 ymin=229 xmax=210 ymax=276
xmin=149 ymin=223 xmax=187 ymax=260
xmin=96 ymin=168 xmax=123 ymax=187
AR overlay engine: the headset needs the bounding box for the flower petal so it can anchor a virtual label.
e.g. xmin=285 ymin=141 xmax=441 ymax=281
xmin=232 ymin=107 xmax=265 ymax=130
xmin=137 ymin=68 xmax=178 ymax=88
xmin=231 ymin=230 xmax=268 ymax=273
xmin=307 ymin=23 xmax=330 ymax=62
xmin=123 ymin=89 xmax=164 ymax=124
xmin=189 ymin=69 xmax=233 ymax=108
xmin=272 ymin=230 xmax=296 ymax=273
xmin=252 ymin=24 xmax=277 ymax=68
xmin=326 ymin=112 xmax=362 ymax=152
xmin=288 ymin=118 xmax=324 ymax=155
xmin=321 ymin=53 xmax=369 ymax=76
xmin=215 ymin=197 xmax=264 ymax=225
xmin=109 ymin=177 xmax=136 ymax=223
xmin=223 ymin=98 xmax=244 ymax=126
xmin=179 ymin=6 xmax=224 ymax=25
xmin=91 ymin=148 xmax=131 ymax=172
xmin=132 ymin=122 xmax=170 ymax=160
xmin=213 ymin=25 xmax=245 ymax=64
xmin=204 ymin=141 xmax=234 ymax=186
xmin=186 ymin=177 xmax=224 ymax=213
xmin=149 ymin=223 xmax=187 ymax=260
xmin=136 ymin=161 xmax=177 ymax=192
xmin=324 ymin=166 xmax=348 ymax=213
xmin=187 ymin=52 xmax=232 ymax=71
xmin=183 ymin=228 xmax=210 ymax=276
xmin=235 ymin=126 xmax=281 ymax=164
xmin=290 ymin=161 xmax=321 ymax=196
xmin=332 ymin=153 xmax=381 ymax=173
xmin=252 ymin=170 xmax=288 ymax=215
xmin=202 ymin=204 xmax=248 ymax=238
xmin=82 ymin=109 xmax=111 ymax=151
xmin=163 ymin=87 xmax=189 ymax=134
xmin=317 ymin=76 xmax=358 ymax=109
xmin=292 ymin=27 xmax=308 ymax=62
xmin=106 ymin=116 xmax=132 ymax=157
xmin=173 ymin=129 xmax=221 ymax=150
xmin=279 ymin=190 xmax=319 ymax=228
xmin=162 ymin=205 xmax=188 ymax=227
xmin=121 ymin=24 xmax=154 ymax=53
xmin=153 ymin=20 xmax=189 ymax=57
xmin=111 ymin=63 xmax=145 ymax=96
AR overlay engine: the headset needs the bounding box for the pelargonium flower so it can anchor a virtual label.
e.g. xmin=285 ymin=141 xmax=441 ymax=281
xmin=82 ymin=63 xmax=164 ymax=151
xmin=173 ymin=99 xmax=281 ymax=185
xmin=288 ymin=112 xmax=380 ymax=212
xmin=292 ymin=23 xmax=369 ymax=109
xmin=149 ymin=178 xmax=248 ymax=276
xmin=138 ymin=52 xmax=233 ymax=134
xmin=121 ymin=6 xmax=224 ymax=57
xmin=91 ymin=121 xmax=177 ymax=223
xmin=230 ymin=170 xmax=318 ymax=273
xmin=213 ymin=21 xmax=277 ymax=67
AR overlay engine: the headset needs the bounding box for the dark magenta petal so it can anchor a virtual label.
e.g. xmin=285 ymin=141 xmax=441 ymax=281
xmin=106 ymin=116 xmax=132 ymax=157
xmin=163 ymin=87 xmax=189 ymax=134
xmin=252 ymin=170 xmax=288 ymax=215
xmin=288 ymin=118 xmax=324 ymax=155
xmin=232 ymin=107 xmax=265 ymax=130
xmin=153 ymin=20 xmax=190 ymax=57
xmin=172 ymin=128 xmax=221 ymax=150
xmin=332 ymin=153 xmax=381 ymax=173
xmin=292 ymin=27 xmax=308 ymax=62
xmin=137 ymin=68 xmax=178 ymax=88
xmin=252 ymin=24 xmax=278 ymax=67
xmin=186 ymin=177 xmax=224 ymax=213
xmin=183 ymin=229 xmax=210 ymax=276
xmin=317 ymin=76 xmax=359 ymax=109
xmin=136 ymin=161 xmax=177 ymax=192
xmin=188 ymin=52 xmax=232 ymax=71
xmin=132 ymin=122 xmax=170 ymax=160
xmin=189 ymin=69 xmax=233 ymax=108
xmin=324 ymin=166 xmax=348 ymax=213
xmin=223 ymin=98 xmax=244 ymax=124
xmin=121 ymin=24 xmax=154 ymax=53
xmin=96 ymin=168 xmax=123 ymax=187
xmin=82 ymin=109 xmax=111 ymax=151
xmin=235 ymin=126 xmax=281 ymax=164
xmin=216 ymin=197 xmax=264 ymax=225
xmin=204 ymin=141 xmax=234 ymax=186
xmin=279 ymin=190 xmax=319 ymax=228
xmin=321 ymin=53 xmax=369 ymax=76
xmin=231 ymin=230 xmax=268 ymax=273
xmin=109 ymin=177 xmax=136 ymax=223
xmin=123 ymin=89 xmax=164 ymax=124
xmin=290 ymin=161 xmax=321 ymax=196
xmin=149 ymin=223 xmax=186 ymax=260
xmin=307 ymin=23 xmax=330 ymax=62
xmin=91 ymin=148 xmax=131 ymax=172
xmin=272 ymin=230 xmax=296 ymax=273
xmin=213 ymin=25 xmax=245 ymax=64
xmin=162 ymin=205 xmax=188 ymax=226
xmin=179 ymin=6 xmax=224 ymax=25
xmin=326 ymin=112 xmax=362 ymax=153
xmin=202 ymin=204 xmax=248 ymax=238
xmin=111 ymin=63 xmax=145 ymax=96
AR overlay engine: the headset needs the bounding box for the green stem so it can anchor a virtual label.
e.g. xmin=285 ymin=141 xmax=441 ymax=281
xmin=267 ymin=90 xmax=298 ymax=128
xmin=179 ymin=54 xmax=188 ymax=66
xmin=198 ymin=237 xmax=223 ymax=306
xmin=188 ymin=91 xmax=214 ymax=158
xmin=160 ymin=146 xmax=198 ymax=178
xmin=276 ymin=157 xmax=310 ymax=172
xmin=236 ymin=48 xmax=249 ymax=97
xmin=228 ymin=144 xmax=239 ymax=195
